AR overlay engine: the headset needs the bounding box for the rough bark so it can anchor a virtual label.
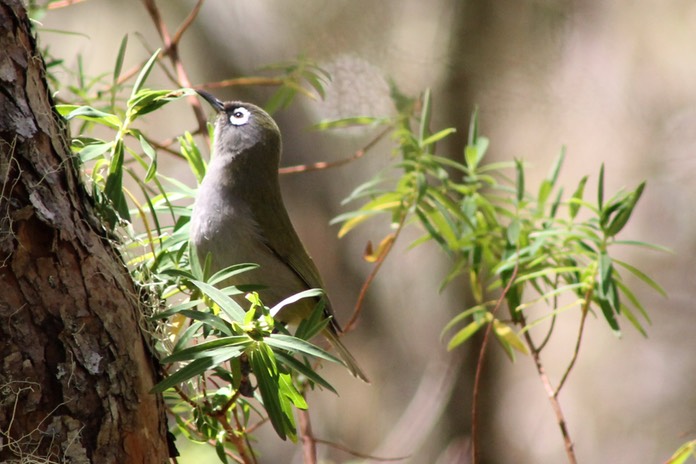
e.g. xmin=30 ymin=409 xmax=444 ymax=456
xmin=0 ymin=1 xmax=169 ymax=463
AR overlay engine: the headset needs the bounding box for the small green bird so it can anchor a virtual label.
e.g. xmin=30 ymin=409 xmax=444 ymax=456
xmin=190 ymin=90 xmax=368 ymax=382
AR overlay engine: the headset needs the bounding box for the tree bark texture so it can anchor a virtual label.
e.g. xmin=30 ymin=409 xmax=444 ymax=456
xmin=0 ymin=1 xmax=169 ymax=463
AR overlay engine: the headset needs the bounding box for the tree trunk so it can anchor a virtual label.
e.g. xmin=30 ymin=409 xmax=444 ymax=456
xmin=0 ymin=1 xmax=169 ymax=462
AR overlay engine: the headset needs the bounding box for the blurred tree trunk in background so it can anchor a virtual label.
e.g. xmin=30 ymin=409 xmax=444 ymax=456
xmin=441 ymin=2 xmax=497 ymax=462
xmin=443 ymin=2 xmax=572 ymax=462
xmin=0 ymin=1 xmax=169 ymax=463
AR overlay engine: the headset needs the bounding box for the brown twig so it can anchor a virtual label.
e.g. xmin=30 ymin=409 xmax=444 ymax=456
xmin=279 ymin=126 xmax=391 ymax=175
xmin=171 ymin=0 xmax=205 ymax=46
xmin=140 ymin=0 xmax=208 ymax=133
xmin=298 ymin=408 xmax=317 ymax=464
xmin=199 ymin=77 xmax=285 ymax=90
xmin=520 ymin=312 xmax=577 ymax=464
xmin=343 ymin=213 xmax=407 ymax=334
xmin=47 ymin=0 xmax=88 ymax=9
xmin=554 ymin=286 xmax=593 ymax=397
xmin=471 ymin=262 xmax=520 ymax=464
xmin=314 ymin=438 xmax=409 ymax=462
xmin=213 ymin=408 xmax=257 ymax=464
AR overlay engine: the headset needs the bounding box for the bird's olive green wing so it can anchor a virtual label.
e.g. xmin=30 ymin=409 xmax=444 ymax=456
xmin=251 ymin=186 xmax=328 ymax=298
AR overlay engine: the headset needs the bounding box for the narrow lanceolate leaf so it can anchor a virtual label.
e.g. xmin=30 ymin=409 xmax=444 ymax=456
xmin=569 ymin=176 xmax=588 ymax=219
xmin=515 ymin=158 xmax=525 ymax=203
xmin=598 ymin=163 xmax=605 ymax=210
xmin=446 ymin=312 xmax=492 ymax=351
xmin=191 ymin=280 xmax=246 ymax=322
xmin=151 ymin=357 xmax=217 ymax=393
xmin=131 ymin=48 xmax=161 ymax=99
xmin=418 ymin=88 xmax=433 ymax=143
xmin=613 ymin=258 xmax=667 ymax=297
xmin=266 ymin=334 xmax=341 ymax=364
xmin=139 ymin=135 xmax=157 ymax=182
xmin=249 ymin=343 xmax=287 ymax=439
xmin=492 ymin=319 xmax=528 ymax=355
xmin=58 ymin=105 xmax=122 ymax=128
xmin=111 ymin=34 xmax=128 ymax=109
xmin=605 ymin=181 xmax=646 ymax=237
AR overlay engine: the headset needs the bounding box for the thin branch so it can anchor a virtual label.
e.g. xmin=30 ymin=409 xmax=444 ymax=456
xmin=214 ymin=409 xmax=257 ymax=464
xmin=298 ymin=408 xmax=317 ymax=464
xmin=279 ymin=127 xmax=391 ymax=175
xmin=47 ymin=0 xmax=88 ymax=9
xmin=314 ymin=438 xmax=409 ymax=462
xmin=520 ymin=312 xmax=577 ymax=464
xmin=344 ymin=213 xmax=406 ymax=334
xmin=471 ymin=262 xmax=519 ymax=464
xmin=171 ymin=0 xmax=205 ymax=46
xmin=536 ymin=275 xmax=560 ymax=352
xmin=140 ymin=0 xmax=208 ymax=133
xmin=199 ymin=77 xmax=285 ymax=90
xmin=554 ymin=286 xmax=593 ymax=396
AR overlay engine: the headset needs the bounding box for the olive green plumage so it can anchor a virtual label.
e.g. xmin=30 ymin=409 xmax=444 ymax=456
xmin=190 ymin=90 xmax=368 ymax=382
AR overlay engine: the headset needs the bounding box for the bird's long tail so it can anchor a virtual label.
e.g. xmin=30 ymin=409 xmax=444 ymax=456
xmin=323 ymin=329 xmax=370 ymax=383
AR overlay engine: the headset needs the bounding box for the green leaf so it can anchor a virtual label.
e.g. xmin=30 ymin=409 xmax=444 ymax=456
xmin=151 ymin=357 xmax=217 ymax=393
xmin=111 ymin=34 xmax=128 ymax=109
xmin=191 ymin=280 xmax=247 ymax=322
xmin=279 ymin=373 xmax=307 ymax=409
xmin=162 ymin=336 xmax=250 ymax=363
xmin=131 ymin=48 xmax=161 ymax=99
xmin=605 ymin=181 xmax=645 ymax=236
xmin=613 ymin=258 xmax=667 ymax=297
xmin=596 ymin=295 xmax=621 ymax=336
xmin=274 ymin=352 xmax=337 ymax=394
xmin=104 ymin=140 xmax=130 ymax=222
xmin=313 ymin=116 xmax=386 ymax=130
xmin=618 ymin=302 xmax=647 ymax=337
xmin=446 ymin=312 xmax=492 ymax=351
xmin=569 ymin=176 xmax=588 ymax=219
xmin=59 ymin=105 xmax=122 ymax=128
xmin=506 ymin=219 xmax=521 ymax=245
xmin=598 ymin=251 xmax=613 ymax=297
xmin=79 ymin=141 xmax=113 ymax=162
xmin=179 ymin=131 xmax=207 ymax=183
xmin=515 ymin=158 xmax=524 ymax=204
xmin=138 ymin=135 xmax=157 ymax=182
xmin=492 ymin=319 xmax=528 ymax=355
xmin=266 ymin=334 xmax=341 ymax=364
xmin=129 ymin=88 xmax=190 ymax=118
xmin=418 ymin=88 xmax=432 ymax=143
xmin=215 ymin=440 xmax=230 ymax=464
xmin=249 ymin=343 xmax=288 ymax=439
xmin=421 ymin=127 xmax=456 ymax=147
xmin=547 ymin=146 xmax=565 ymax=186
xmin=665 ymin=440 xmax=696 ymax=464
xmin=598 ymin=163 xmax=605 ymax=210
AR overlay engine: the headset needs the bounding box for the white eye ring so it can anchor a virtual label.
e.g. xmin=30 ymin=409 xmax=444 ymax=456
xmin=229 ymin=107 xmax=251 ymax=126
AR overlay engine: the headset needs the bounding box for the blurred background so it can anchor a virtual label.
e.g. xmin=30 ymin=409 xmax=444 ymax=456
xmin=40 ymin=0 xmax=696 ymax=462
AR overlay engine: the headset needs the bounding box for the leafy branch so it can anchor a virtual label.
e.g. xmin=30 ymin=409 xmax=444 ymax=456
xmin=326 ymin=87 xmax=665 ymax=463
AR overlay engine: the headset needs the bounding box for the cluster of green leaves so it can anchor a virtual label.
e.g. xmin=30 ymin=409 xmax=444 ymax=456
xmin=327 ymin=88 xmax=664 ymax=358
xmin=55 ymin=39 xmax=345 ymax=461
xmin=153 ymin=257 xmax=340 ymax=444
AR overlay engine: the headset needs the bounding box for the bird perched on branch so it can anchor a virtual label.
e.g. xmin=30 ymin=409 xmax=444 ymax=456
xmin=190 ymin=90 xmax=368 ymax=382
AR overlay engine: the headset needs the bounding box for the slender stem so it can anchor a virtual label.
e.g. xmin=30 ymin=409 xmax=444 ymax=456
xmin=554 ymin=286 xmax=593 ymax=397
xmin=298 ymin=408 xmax=317 ymax=464
xmin=344 ymin=212 xmax=406 ymax=334
xmin=279 ymin=127 xmax=391 ymax=175
xmin=471 ymin=262 xmax=519 ymax=464
xmin=520 ymin=313 xmax=577 ymax=464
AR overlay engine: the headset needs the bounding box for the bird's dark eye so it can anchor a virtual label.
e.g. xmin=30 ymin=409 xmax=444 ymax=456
xmin=229 ymin=107 xmax=251 ymax=126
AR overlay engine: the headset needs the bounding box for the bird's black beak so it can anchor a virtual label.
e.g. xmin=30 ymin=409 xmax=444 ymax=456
xmin=196 ymin=89 xmax=225 ymax=112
